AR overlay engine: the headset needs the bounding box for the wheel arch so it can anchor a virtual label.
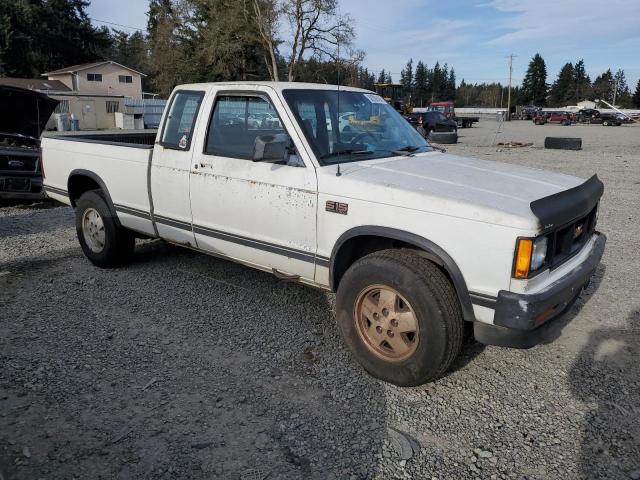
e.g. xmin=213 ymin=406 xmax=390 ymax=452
xmin=329 ymin=226 xmax=476 ymax=321
xmin=67 ymin=169 xmax=121 ymax=227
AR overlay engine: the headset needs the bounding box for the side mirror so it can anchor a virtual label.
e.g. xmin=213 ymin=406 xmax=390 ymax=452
xmin=253 ymin=133 xmax=292 ymax=163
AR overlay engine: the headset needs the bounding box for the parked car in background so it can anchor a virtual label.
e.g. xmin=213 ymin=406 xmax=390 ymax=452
xmin=405 ymin=111 xmax=457 ymax=137
xmin=427 ymin=101 xmax=479 ymax=128
xmin=519 ymin=105 xmax=542 ymax=120
xmin=249 ymin=112 xmax=282 ymax=129
xmin=598 ymin=113 xmax=623 ymax=126
xmin=533 ymin=111 xmax=573 ymax=126
xmin=576 ymin=108 xmax=600 ymax=123
xmin=0 ymin=86 xmax=58 ymax=200
xmin=42 ymin=82 xmax=606 ymax=386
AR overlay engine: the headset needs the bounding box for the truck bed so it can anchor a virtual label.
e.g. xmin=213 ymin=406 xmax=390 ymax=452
xmin=41 ymin=132 xmax=156 ymax=236
xmin=44 ymin=130 xmax=157 ymax=148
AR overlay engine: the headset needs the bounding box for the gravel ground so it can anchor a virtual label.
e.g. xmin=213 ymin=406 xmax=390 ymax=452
xmin=1 ymin=120 xmax=639 ymax=480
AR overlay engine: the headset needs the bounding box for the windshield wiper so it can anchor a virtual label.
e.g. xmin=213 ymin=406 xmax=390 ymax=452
xmin=319 ymin=149 xmax=373 ymax=160
xmin=390 ymin=145 xmax=421 ymax=156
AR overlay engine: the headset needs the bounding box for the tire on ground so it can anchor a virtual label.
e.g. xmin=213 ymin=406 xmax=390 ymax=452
xmin=335 ymin=249 xmax=464 ymax=386
xmin=428 ymin=131 xmax=458 ymax=144
xmin=544 ymin=137 xmax=582 ymax=151
xmin=75 ymin=190 xmax=135 ymax=268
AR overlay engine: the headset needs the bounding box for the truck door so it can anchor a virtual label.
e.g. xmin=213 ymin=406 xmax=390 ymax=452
xmin=189 ymin=89 xmax=318 ymax=281
xmin=150 ymin=89 xmax=206 ymax=246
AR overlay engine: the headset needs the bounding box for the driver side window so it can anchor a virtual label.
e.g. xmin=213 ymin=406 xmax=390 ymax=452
xmin=205 ymin=95 xmax=288 ymax=161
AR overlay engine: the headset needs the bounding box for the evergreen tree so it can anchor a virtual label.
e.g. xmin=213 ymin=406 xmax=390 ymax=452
xmin=431 ymin=61 xmax=442 ymax=101
xmin=455 ymin=81 xmax=505 ymax=107
xmin=385 ymin=71 xmax=392 ymax=83
xmin=109 ymin=30 xmax=147 ymax=74
xmin=613 ymin=69 xmax=630 ymax=106
xmin=0 ymin=0 xmax=112 ymax=77
xmin=147 ymin=0 xmax=192 ymax=96
xmin=521 ymin=53 xmax=548 ymax=105
xmin=445 ymin=68 xmax=456 ymax=101
xmin=572 ymin=59 xmax=592 ymax=102
xmin=549 ymin=62 xmax=574 ymax=106
xmin=400 ymin=58 xmax=413 ymax=94
xmin=592 ymin=69 xmax=615 ymax=103
xmin=376 ymin=69 xmax=386 ymax=84
xmin=357 ymin=67 xmax=375 ymax=90
xmin=413 ymin=61 xmax=428 ymax=107
xmin=632 ymin=80 xmax=640 ymax=108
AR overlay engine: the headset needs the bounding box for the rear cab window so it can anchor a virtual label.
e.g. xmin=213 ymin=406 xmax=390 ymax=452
xmin=160 ymin=90 xmax=205 ymax=150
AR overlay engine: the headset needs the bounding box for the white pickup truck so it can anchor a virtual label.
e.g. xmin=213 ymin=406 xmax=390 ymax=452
xmin=42 ymin=82 xmax=605 ymax=386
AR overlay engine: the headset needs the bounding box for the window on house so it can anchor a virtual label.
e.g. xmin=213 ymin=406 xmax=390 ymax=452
xmin=160 ymin=90 xmax=205 ymax=150
xmin=118 ymin=75 xmax=133 ymax=84
xmin=106 ymin=101 xmax=120 ymax=114
xmin=87 ymin=73 xmax=103 ymax=82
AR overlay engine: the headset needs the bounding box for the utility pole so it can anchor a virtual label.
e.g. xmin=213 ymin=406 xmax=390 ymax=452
xmin=613 ymin=77 xmax=619 ymax=107
xmin=506 ymin=54 xmax=516 ymax=121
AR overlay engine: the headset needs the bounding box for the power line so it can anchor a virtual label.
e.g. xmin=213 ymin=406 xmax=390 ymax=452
xmin=89 ymin=17 xmax=146 ymax=32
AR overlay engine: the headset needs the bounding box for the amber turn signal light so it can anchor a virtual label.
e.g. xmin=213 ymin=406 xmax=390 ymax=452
xmin=514 ymin=239 xmax=533 ymax=279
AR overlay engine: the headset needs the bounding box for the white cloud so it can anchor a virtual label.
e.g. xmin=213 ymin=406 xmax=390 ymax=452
xmin=486 ymin=0 xmax=640 ymax=45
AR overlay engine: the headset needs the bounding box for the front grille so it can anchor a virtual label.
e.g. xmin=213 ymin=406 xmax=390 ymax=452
xmin=0 ymin=154 xmax=38 ymax=173
xmin=546 ymin=205 xmax=598 ymax=269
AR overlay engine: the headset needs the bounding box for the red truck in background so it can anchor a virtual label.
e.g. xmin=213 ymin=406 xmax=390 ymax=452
xmin=533 ymin=112 xmax=574 ymax=126
xmin=427 ymin=101 xmax=479 ymax=128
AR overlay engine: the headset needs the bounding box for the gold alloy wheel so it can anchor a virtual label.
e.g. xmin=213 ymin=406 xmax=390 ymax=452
xmin=354 ymin=285 xmax=419 ymax=361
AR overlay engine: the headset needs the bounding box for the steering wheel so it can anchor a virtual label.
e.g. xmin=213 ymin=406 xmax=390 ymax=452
xmin=350 ymin=131 xmax=378 ymax=145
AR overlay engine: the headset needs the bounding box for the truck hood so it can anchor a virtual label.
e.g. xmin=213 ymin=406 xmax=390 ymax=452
xmin=0 ymin=86 xmax=59 ymax=139
xmin=323 ymin=152 xmax=586 ymax=230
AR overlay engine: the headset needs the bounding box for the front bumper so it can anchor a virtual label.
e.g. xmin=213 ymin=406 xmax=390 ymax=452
xmin=0 ymin=174 xmax=43 ymax=200
xmin=475 ymin=233 xmax=606 ymax=348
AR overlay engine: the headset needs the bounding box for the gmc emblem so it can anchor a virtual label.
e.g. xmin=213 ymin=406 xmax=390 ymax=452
xmin=326 ymin=201 xmax=348 ymax=215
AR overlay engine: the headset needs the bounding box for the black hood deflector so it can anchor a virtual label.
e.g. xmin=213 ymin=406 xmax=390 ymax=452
xmin=0 ymin=85 xmax=60 ymax=138
xmin=530 ymin=174 xmax=604 ymax=231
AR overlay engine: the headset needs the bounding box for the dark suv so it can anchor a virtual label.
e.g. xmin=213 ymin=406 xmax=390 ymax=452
xmin=0 ymin=86 xmax=58 ymax=200
xmin=405 ymin=111 xmax=457 ymax=137
xmin=576 ymin=108 xmax=600 ymax=123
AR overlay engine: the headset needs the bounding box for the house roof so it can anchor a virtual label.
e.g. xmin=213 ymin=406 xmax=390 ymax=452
xmin=42 ymin=61 xmax=146 ymax=77
xmin=0 ymin=77 xmax=71 ymax=92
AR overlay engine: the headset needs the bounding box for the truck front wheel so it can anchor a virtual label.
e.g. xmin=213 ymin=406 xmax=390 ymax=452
xmin=75 ymin=190 xmax=134 ymax=268
xmin=336 ymin=249 xmax=463 ymax=386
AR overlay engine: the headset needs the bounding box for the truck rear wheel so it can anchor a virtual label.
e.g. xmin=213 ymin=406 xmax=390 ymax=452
xmin=75 ymin=190 xmax=134 ymax=268
xmin=336 ymin=249 xmax=463 ymax=386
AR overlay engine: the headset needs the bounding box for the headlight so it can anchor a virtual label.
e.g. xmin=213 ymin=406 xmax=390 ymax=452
xmin=530 ymin=236 xmax=548 ymax=271
xmin=514 ymin=236 xmax=548 ymax=279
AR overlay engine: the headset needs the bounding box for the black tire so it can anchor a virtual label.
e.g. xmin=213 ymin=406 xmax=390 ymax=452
xmin=335 ymin=249 xmax=464 ymax=386
xmin=428 ymin=131 xmax=458 ymax=144
xmin=544 ymin=136 xmax=582 ymax=150
xmin=75 ymin=190 xmax=135 ymax=268
xmin=602 ymin=120 xmax=610 ymax=126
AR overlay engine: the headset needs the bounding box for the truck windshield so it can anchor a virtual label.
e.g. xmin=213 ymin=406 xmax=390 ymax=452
xmin=283 ymin=89 xmax=431 ymax=165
